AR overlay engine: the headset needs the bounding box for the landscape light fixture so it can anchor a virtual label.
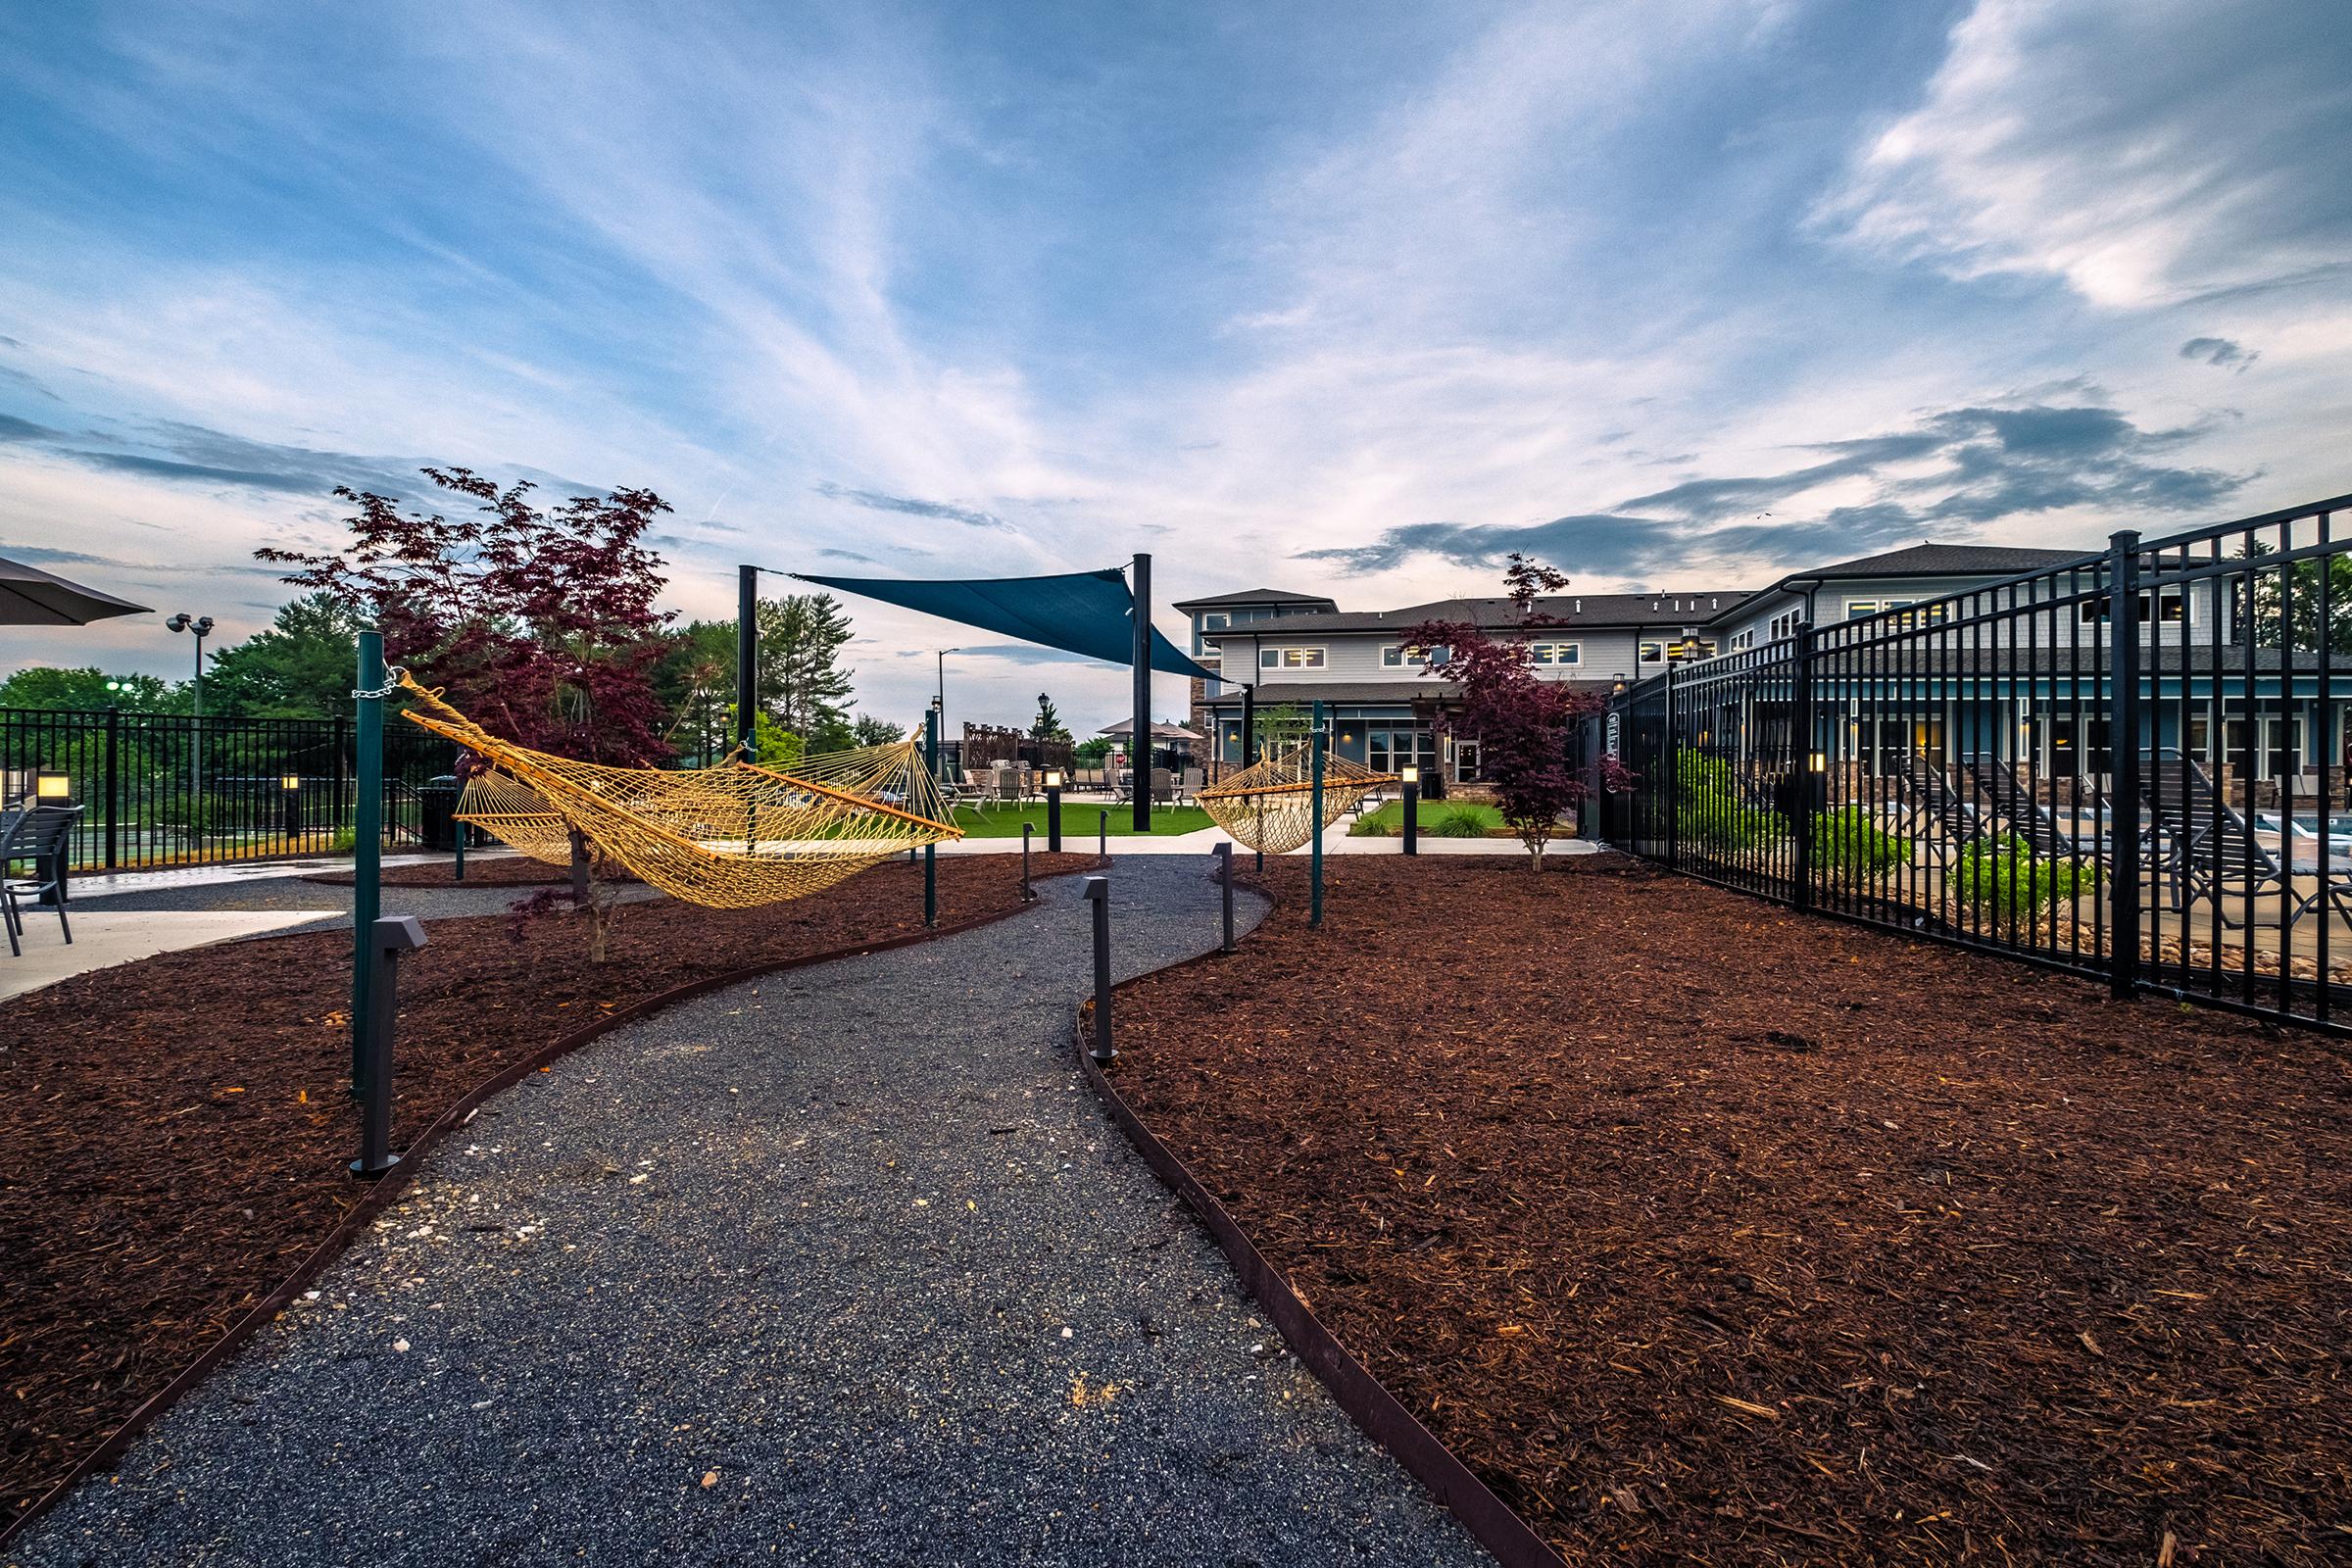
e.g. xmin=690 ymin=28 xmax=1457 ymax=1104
xmin=1043 ymin=769 xmax=1063 ymax=789
xmin=34 ymin=767 xmax=73 ymax=803
xmin=1399 ymin=765 xmax=1418 ymax=784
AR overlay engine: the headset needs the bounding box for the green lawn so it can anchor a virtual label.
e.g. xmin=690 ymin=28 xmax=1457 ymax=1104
xmin=1347 ymin=799 xmax=1510 ymax=837
xmin=947 ymin=802 xmax=1216 ymax=838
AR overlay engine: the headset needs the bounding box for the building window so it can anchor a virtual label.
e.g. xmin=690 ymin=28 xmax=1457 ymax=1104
xmin=1367 ymin=727 xmax=1438 ymax=777
xmin=1261 ymin=646 xmax=1326 ymax=669
xmin=1770 ymin=610 xmax=1799 ymax=640
xmin=1527 ymin=641 xmax=1581 ymax=666
xmin=1642 ymin=638 xmax=1716 ymax=664
xmin=1201 ymin=612 xmax=1229 ymax=630
xmin=2079 ymin=589 xmax=2188 ymax=623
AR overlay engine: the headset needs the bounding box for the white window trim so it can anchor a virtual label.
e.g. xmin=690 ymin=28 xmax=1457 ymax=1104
xmin=1263 ymin=646 xmax=1327 ymax=669
xmin=1527 ymin=641 xmax=1582 ymax=666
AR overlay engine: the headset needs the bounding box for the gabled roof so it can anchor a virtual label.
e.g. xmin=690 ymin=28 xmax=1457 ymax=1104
xmin=1168 ymin=587 xmax=1340 ymax=612
xmin=1200 ymin=590 xmax=1752 ymax=637
xmin=1795 ymin=542 xmax=2095 ymax=581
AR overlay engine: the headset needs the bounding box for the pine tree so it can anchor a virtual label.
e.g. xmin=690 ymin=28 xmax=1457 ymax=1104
xmin=757 ymin=593 xmax=855 ymax=737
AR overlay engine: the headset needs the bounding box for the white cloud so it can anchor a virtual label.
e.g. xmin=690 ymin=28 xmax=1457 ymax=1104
xmin=1817 ymin=0 xmax=2352 ymax=308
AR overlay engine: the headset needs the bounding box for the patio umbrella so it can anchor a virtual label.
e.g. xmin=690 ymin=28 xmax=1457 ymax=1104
xmin=0 ymin=554 xmax=151 ymax=625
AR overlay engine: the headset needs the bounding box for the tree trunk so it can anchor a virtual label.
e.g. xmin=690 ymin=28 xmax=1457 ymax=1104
xmin=568 ymin=827 xmax=591 ymax=903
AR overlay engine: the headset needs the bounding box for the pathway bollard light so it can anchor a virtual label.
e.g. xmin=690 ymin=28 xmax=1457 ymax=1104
xmin=280 ymin=772 xmax=302 ymax=848
xmin=1214 ymin=841 xmax=1235 ymax=954
xmin=1400 ymin=765 xmax=1419 ymax=857
xmin=1022 ymin=822 xmax=1035 ymax=902
xmin=1086 ymin=876 xmax=1114 ymax=1063
xmin=1044 ymin=768 xmax=1063 ymax=852
xmin=1098 ymin=808 xmax=1106 ymax=858
xmin=352 ymin=914 xmax=428 ymax=1180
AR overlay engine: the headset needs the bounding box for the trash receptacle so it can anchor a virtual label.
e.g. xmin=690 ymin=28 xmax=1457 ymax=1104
xmin=418 ymin=775 xmax=461 ymax=851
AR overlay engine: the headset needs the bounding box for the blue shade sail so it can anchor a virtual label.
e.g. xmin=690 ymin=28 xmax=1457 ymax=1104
xmin=791 ymin=566 xmax=1216 ymax=680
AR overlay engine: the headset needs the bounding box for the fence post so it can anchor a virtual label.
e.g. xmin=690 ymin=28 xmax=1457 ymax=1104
xmin=1086 ymin=876 xmax=1114 ymax=1063
xmin=1215 ymin=840 xmax=1235 ymax=953
xmin=103 ymin=705 xmax=120 ymax=870
xmin=1663 ymin=662 xmax=1679 ymax=870
xmin=1790 ymin=619 xmax=1816 ymax=912
xmin=2108 ymin=531 xmax=2143 ymax=1000
xmin=351 ymin=914 xmax=428 ymax=1179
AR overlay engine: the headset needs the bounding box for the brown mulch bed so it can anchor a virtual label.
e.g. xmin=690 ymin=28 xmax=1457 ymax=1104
xmin=0 ymin=853 xmax=1093 ymax=1528
xmin=1111 ymin=855 xmax=2352 ymax=1566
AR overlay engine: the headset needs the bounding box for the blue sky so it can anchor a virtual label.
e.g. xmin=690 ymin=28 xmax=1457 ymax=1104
xmin=2 ymin=0 xmax=2347 ymax=730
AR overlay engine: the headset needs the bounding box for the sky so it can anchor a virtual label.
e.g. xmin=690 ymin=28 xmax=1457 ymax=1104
xmin=2 ymin=0 xmax=2348 ymax=732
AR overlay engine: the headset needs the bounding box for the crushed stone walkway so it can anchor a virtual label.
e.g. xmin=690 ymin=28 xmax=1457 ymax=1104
xmin=10 ymin=858 xmax=1490 ymax=1568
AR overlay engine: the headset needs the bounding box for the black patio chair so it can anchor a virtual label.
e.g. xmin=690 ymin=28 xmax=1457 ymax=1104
xmin=1893 ymin=755 xmax=1985 ymax=861
xmin=2139 ymin=751 xmax=2299 ymax=928
xmin=1 ymin=805 xmax=81 ymax=956
xmin=1960 ymin=755 xmax=2093 ymax=861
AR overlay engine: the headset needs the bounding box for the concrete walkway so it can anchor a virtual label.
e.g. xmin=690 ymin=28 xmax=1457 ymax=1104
xmin=10 ymin=860 xmax=1490 ymax=1568
xmin=0 ymin=909 xmax=318 ymax=1002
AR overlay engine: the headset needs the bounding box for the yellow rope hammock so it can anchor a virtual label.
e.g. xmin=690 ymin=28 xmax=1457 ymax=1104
xmin=1197 ymin=744 xmax=1395 ymax=855
xmin=395 ymin=672 xmax=962 ymax=908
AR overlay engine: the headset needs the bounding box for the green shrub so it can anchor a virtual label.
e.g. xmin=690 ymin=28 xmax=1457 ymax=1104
xmin=1950 ymin=838 xmax=2095 ymax=913
xmin=1809 ymin=806 xmax=1908 ymax=879
xmin=1433 ymin=805 xmax=1492 ymax=837
xmin=1348 ymin=805 xmax=1395 ymax=837
xmin=1674 ymin=748 xmax=1780 ymax=850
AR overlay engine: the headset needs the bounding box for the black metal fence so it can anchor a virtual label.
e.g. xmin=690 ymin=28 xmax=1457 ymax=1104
xmin=1597 ymin=491 xmax=2352 ymax=1035
xmin=0 ymin=707 xmax=459 ymax=872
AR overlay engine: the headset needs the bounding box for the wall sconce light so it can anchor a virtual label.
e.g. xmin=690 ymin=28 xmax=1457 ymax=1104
xmin=34 ymin=768 xmax=73 ymax=803
xmin=1341 ymin=731 xmax=1353 ymax=743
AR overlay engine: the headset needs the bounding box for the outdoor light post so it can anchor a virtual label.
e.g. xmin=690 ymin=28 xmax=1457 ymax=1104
xmin=1214 ymin=840 xmax=1235 ymax=954
xmin=166 ymin=612 xmax=214 ymax=824
xmin=1400 ymin=765 xmax=1419 ymax=856
xmin=279 ymin=772 xmax=302 ymax=846
xmin=351 ymin=914 xmax=428 ymax=1180
xmin=1086 ymin=876 xmax=1114 ymax=1063
xmin=1021 ymin=822 xmax=1034 ymax=902
xmin=1044 ymin=768 xmax=1063 ymax=852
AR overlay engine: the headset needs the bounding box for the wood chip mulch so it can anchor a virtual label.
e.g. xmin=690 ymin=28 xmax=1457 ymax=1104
xmin=0 ymin=853 xmax=1093 ymax=1528
xmin=1110 ymin=854 xmax=2352 ymax=1565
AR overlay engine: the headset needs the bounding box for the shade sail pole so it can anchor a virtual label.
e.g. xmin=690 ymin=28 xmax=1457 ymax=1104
xmin=736 ymin=564 xmax=759 ymax=757
xmin=1132 ymin=553 xmax=1152 ymax=833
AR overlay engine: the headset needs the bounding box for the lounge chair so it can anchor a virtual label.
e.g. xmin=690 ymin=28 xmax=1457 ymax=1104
xmin=1960 ymin=755 xmax=2093 ymax=861
xmin=1894 ymin=755 xmax=1986 ymax=861
xmin=2139 ymin=750 xmax=2300 ymax=926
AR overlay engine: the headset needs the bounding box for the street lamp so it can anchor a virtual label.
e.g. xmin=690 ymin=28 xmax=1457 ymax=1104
xmin=167 ymin=612 xmax=215 ymax=827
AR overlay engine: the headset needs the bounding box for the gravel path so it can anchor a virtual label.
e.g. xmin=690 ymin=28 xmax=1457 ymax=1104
xmin=11 ymin=858 xmax=1489 ymax=1568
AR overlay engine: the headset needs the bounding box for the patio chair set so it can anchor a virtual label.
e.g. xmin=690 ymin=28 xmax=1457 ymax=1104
xmin=0 ymin=803 xmax=80 ymax=956
xmin=1109 ymin=766 xmax=1203 ymax=809
xmin=1889 ymin=751 xmax=2352 ymax=930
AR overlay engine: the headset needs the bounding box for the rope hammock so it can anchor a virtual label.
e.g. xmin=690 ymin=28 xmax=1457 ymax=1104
xmin=1197 ymin=744 xmax=1395 ymax=855
xmin=395 ymin=672 xmax=962 ymax=908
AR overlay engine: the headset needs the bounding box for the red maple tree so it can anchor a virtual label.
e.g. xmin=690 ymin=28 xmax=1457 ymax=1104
xmin=260 ymin=466 xmax=675 ymax=765
xmin=1405 ymin=554 xmax=1631 ymax=870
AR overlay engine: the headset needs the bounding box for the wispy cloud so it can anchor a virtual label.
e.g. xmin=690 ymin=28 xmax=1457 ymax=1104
xmin=2180 ymin=336 xmax=2259 ymax=371
xmin=811 ymin=482 xmax=1013 ymax=532
xmin=1302 ymin=397 xmax=2250 ymax=576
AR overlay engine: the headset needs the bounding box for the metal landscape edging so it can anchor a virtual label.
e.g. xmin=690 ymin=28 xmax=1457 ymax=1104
xmin=0 ymin=858 xmax=1106 ymax=1551
xmin=1072 ymin=914 xmax=1570 ymax=1568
